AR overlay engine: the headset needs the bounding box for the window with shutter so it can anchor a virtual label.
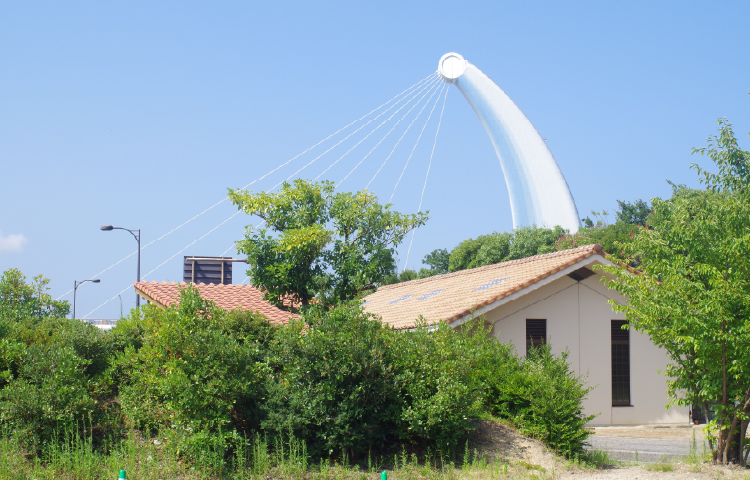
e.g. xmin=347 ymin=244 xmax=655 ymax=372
xmin=611 ymin=320 xmax=631 ymax=406
xmin=526 ymin=319 xmax=546 ymax=356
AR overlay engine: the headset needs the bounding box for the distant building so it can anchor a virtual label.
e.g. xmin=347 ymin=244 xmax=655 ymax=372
xmin=80 ymin=319 xmax=118 ymax=330
xmin=362 ymin=244 xmax=685 ymax=426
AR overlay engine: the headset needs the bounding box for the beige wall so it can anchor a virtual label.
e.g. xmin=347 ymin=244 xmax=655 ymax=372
xmin=484 ymin=261 xmax=686 ymax=425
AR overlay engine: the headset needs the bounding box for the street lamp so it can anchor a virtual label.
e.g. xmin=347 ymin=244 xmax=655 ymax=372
xmin=73 ymin=279 xmax=100 ymax=319
xmin=101 ymin=225 xmax=141 ymax=308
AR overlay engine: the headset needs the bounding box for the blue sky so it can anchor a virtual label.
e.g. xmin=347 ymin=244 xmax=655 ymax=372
xmin=1 ymin=1 xmax=749 ymax=319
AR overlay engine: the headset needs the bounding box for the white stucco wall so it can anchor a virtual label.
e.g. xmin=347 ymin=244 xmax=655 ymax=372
xmin=484 ymin=260 xmax=686 ymax=425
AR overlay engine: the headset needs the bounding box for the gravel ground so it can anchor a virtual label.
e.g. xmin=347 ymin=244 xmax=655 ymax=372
xmin=469 ymin=421 xmax=750 ymax=479
xmin=593 ymin=425 xmax=706 ymax=440
xmin=587 ymin=436 xmax=702 ymax=463
xmin=558 ymin=464 xmax=749 ymax=479
xmin=588 ymin=425 xmax=710 ymax=462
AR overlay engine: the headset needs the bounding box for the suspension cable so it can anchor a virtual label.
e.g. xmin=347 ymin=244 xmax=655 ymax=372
xmin=58 ymin=72 xmax=436 ymax=301
xmin=222 ymin=83 xmax=447 ymax=281
xmin=218 ymin=80 xmax=440 ymax=258
xmin=313 ymin=75 xmax=440 ymax=182
xmin=366 ymin=80 xmax=443 ymax=190
xmin=337 ymin=78 xmax=442 ymax=188
xmin=83 ymin=210 xmax=242 ymax=318
xmin=389 ymin=83 xmax=445 ymax=203
xmin=403 ymin=87 xmax=448 ymax=271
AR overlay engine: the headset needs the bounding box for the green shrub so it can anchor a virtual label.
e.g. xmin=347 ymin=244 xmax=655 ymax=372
xmin=0 ymin=343 xmax=96 ymax=446
xmin=0 ymin=315 xmax=118 ymax=448
xmin=262 ymin=302 xmax=402 ymax=458
xmin=15 ymin=316 xmax=113 ymax=378
xmin=491 ymin=344 xmax=596 ymax=457
xmin=0 ymin=269 xmax=69 ymax=322
xmin=116 ymin=285 xmax=275 ymax=438
xmin=394 ymin=319 xmax=509 ymax=452
xmin=0 ymin=268 xmax=597 ymax=465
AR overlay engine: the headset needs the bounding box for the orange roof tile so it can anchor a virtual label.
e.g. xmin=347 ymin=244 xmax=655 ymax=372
xmin=134 ymin=281 xmax=300 ymax=326
xmin=363 ymin=244 xmax=604 ymax=329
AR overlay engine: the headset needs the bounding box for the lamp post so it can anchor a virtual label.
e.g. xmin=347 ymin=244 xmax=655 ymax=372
xmin=73 ymin=279 xmax=100 ymax=319
xmin=101 ymin=225 xmax=141 ymax=308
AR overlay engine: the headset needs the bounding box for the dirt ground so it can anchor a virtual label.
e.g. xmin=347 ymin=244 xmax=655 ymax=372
xmin=468 ymin=421 xmax=749 ymax=480
xmin=469 ymin=419 xmax=560 ymax=471
xmin=558 ymin=464 xmax=748 ymax=479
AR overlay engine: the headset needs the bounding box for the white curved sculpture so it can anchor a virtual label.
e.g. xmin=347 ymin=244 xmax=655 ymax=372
xmin=439 ymin=52 xmax=580 ymax=232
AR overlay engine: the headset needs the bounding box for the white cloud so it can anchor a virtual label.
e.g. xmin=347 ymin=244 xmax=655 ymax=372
xmin=0 ymin=230 xmax=28 ymax=253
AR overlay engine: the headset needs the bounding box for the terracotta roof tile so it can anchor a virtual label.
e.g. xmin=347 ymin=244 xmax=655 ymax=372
xmin=134 ymin=281 xmax=300 ymax=326
xmin=363 ymin=244 xmax=603 ymax=329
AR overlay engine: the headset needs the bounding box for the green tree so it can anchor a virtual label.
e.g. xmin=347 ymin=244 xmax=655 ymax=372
xmin=448 ymin=226 xmax=565 ymax=272
xmin=615 ymin=199 xmax=650 ymax=226
xmin=555 ymin=200 xmax=652 ymax=264
xmin=0 ymin=269 xmax=70 ymax=322
xmin=421 ymin=248 xmax=450 ymax=275
xmin=448 ymin=235 xmax=489 ymax=272
xmin=228 ymin=180 xmax=428 ymax=308
xmin=600 ymin=118 xmax=750 ymax=465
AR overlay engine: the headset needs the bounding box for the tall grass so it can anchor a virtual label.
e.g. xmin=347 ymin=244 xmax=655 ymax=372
xmin=0 ymin=429 xmax=557 ymax=480
xmin=685 ymin=428 xmax=711 ymax=471
xmin=0 ymin=429 xmax=186 ymax=480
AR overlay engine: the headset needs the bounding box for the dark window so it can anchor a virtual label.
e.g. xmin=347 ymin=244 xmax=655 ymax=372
xmin=526 ymin=319 xmax=546 ymax=355
xmin=568 ymin=267 xmax=595 ymax=281
xmin=611 ymin=320 xmax=631 ymax=406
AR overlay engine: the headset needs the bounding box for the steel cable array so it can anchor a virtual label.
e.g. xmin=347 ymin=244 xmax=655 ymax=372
xmin=80 ymin=72 xmax=449 ymax=318
xmin=57 ymin=72 xmax=436 ymax=303
xmin=404 ymin=87 xmax=448 ymax=271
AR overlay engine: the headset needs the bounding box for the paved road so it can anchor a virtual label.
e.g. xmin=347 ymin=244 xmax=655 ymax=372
xmin=587 ymin=436 xmax=707 ymax=463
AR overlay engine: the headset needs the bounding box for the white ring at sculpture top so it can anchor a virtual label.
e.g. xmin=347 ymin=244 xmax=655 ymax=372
xmin=439 ymin=52 xmax=580 ymax=233
xmin=438 ymin=52 xmax=468 ymax=82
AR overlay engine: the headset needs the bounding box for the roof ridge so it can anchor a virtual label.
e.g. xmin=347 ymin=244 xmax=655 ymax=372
xmin=135 ymin=280 xmax=263 ymax=290
xmin=133 ymin=280 xmax=299 ymax=323
xmin=378 ymin=244 xmax=602 ymax=291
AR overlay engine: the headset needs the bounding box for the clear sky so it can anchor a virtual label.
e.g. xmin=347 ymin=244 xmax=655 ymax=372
xmin=1 ymin=1 xmax=749 ymax=319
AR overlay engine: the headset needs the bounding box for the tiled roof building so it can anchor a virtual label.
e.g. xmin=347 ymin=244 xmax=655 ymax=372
xmin=134 ymin=281 xmax=299 ymax=326
xmin=364 ymin=244 xmax=604 ymax=330
xmin=364 ymin=244 xmax=687 ymax=427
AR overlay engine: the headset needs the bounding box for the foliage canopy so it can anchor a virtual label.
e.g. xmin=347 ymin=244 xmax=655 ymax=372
xmin=229 ymin=179 xmax=428 ymax=308
xmin=600 ymin=118 xmax=750 ymax=465
xmin=447 ymin=225 xmax=566 ymax=273
xmin=0 ymin=268 xmax=595 ymax=464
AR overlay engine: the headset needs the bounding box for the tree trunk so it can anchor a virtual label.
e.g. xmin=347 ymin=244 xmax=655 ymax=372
xmin=726 ymin=428 xmax=741 ymax=464
xmin=741 ymin=418 xmax=748 ymax=467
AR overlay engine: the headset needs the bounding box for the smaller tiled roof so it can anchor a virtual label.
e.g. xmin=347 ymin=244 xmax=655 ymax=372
xmin=363 ymin=244 xmax=604 ymax=330
xmin=134 ymin=281 xmax=299 ymax=326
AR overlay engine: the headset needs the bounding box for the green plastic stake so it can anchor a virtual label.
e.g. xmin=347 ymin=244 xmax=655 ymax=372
xmin=381 ymin=470 xmax=387 ymax=480
xmin=119 ymin=470 xmax=127 ymax=480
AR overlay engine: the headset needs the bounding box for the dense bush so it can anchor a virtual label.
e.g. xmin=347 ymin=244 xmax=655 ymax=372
xmin=0 ymin=268 xmax=596 ymax=466
xmin=0 ymin=316 xmax=114 ymax=448
xmin=261 ymin=303 xmax=401 ymax=458
xmin=115 ymin=285 xmax=275 ymax=439
xmin=261 ymin=308 xmax=518 ymax=458
xmin=491 ymin=345 xmax=596 ymax=457
xmin=393 ymin=319 xmax=513 ymax=451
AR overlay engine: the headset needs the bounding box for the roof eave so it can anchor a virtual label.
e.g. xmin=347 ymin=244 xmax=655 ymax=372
xmin=445 ymin=253 xmax=616 ymax=330
xmin=134 ymin=284 xmax=168 ymax=308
